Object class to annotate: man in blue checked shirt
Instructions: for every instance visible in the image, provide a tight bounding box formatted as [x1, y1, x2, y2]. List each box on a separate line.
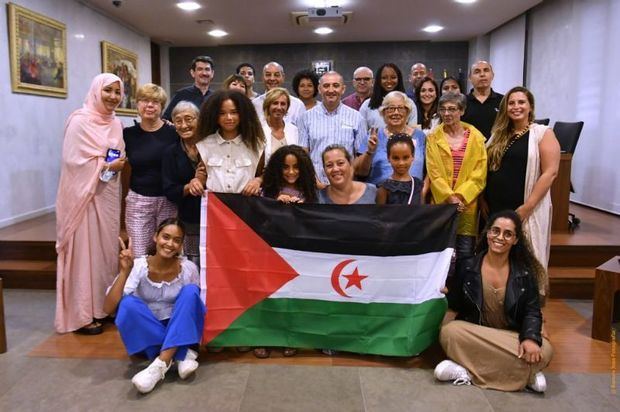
[298, 71, 367, 185]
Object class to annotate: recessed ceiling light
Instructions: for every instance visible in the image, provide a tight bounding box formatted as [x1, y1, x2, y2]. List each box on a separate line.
[208, 29, 228, 37]
[176, 2, 201, 11]
[314, 27, 333, 35]
[454, 0, 477, 3]
[422, 25, 444, 33]
[74, 33, 85, 39]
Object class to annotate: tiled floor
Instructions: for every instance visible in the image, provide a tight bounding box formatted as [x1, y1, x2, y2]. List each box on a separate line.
[1, 289, 618, 411]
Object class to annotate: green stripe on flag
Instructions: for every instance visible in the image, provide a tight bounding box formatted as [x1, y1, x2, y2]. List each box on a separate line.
[209, 297, 447, 356]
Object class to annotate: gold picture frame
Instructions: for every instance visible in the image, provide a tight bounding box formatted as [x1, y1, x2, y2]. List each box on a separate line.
[7, 3, 67, 98]
[101, 41, 138, 116]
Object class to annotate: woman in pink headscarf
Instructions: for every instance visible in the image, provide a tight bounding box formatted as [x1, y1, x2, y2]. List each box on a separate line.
[55, 73, 127, 334]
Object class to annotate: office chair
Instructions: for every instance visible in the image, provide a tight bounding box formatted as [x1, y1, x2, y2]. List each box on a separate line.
[552, 121, 585, 231]
[534, 118, 550, 126]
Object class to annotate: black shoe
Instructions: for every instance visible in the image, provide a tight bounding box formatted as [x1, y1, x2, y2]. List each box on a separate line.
[75, 322, 103, 335]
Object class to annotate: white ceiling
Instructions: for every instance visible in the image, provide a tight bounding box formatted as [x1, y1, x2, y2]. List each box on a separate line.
[81, 0, 542, 46]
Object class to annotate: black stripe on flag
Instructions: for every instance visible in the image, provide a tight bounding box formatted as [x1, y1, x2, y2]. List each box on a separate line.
[212, 194, 458, 256]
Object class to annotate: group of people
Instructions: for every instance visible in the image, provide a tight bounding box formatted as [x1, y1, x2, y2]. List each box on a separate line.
[54, 55, 560, 394]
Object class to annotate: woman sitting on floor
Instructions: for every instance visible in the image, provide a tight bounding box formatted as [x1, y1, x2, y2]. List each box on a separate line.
[103, 218, 206, 394]
[435, 210, 553, 392]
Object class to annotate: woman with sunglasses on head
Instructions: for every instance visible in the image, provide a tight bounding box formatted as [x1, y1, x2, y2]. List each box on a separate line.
[435, 210, 553, 393]
[484, 87, 560, 299]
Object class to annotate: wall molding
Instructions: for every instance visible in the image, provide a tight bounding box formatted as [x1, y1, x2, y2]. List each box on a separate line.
[0, 206, 55, 229]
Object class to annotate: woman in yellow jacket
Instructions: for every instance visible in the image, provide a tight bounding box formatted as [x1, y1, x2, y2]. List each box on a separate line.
[426, 92, 487, 261]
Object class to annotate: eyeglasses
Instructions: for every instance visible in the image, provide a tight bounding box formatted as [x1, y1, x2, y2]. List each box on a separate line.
[354, 77, 372, 82]
[385, 106, 407, 113]
[439, 107, 460, 114]
[488, 226, 516, 241]
[173, 116, 197, 126]
[138, 99, 161, 106]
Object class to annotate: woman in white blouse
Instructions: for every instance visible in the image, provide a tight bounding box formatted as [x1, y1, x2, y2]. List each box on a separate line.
[261, 87, 299, 165]
[104, 218, 206, 394]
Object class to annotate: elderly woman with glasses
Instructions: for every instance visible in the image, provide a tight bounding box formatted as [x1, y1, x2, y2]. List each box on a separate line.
[359, 63, 418, 130]
[123, 83, 179, 257]
[161, 101, 204, 265]
[355, 91, 426, 187]
[426, 92, 487, 262]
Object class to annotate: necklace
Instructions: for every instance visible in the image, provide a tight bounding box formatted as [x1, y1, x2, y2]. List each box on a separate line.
[502, 125, 530, 156]
[181, 140, 200, 165]
[385, 126, 408, 137]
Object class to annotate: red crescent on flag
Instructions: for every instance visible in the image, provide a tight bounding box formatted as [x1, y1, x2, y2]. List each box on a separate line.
[331, 258, 356, 298]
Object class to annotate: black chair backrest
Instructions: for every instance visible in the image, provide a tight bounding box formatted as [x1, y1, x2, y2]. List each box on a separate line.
[534, 118, 550, 126]
[553, 121, 584, 154]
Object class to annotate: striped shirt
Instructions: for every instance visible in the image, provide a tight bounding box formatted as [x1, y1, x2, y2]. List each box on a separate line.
[451, 129, 470, 187]
[298, 102, 367, 184]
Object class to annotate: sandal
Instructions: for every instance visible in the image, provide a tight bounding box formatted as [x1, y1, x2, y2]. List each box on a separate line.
[282, 348, 297, 357]
[253, 347, 271, 359]
[75, 321, 103, 335]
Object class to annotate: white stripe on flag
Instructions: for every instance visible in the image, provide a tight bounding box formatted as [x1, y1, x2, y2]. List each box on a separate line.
[199, 191, 208, 305]
[270, 247, 453, 305]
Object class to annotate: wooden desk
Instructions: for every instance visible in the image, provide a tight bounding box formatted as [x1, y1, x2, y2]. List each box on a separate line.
[0, 278, 6, 353]
[591, 256, 620, 342]
[551, 153, 572, 232]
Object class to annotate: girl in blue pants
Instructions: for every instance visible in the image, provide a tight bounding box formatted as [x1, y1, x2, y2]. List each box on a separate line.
[104, 218, 206, 394]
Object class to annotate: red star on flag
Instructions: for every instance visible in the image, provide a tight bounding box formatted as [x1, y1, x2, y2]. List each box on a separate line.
[343, 267, 368, 290]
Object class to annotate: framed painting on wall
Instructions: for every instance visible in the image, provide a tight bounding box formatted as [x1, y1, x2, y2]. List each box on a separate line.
[101, 40, 138, 116]
[7, 3, 67, 98]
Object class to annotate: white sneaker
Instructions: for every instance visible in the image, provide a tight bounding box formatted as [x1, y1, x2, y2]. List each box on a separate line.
[131, 357, 171, 394]
[527, 371, 547, 393]
[434, 360, 472, 385]
[177, 349, 199, 380]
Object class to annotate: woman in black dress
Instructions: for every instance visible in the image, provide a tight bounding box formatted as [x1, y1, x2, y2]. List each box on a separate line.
[162, 101, 204, 266]
[484, 87, 560, 298]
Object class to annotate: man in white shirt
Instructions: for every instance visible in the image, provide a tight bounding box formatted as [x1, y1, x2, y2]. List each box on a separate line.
[252, 62, 305, 125]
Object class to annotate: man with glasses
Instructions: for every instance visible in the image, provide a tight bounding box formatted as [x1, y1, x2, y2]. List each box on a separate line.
[163, 56, 215, 120]
[342, 66, 374, 111]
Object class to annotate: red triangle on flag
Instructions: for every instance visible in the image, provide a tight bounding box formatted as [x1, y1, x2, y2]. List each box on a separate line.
[203, 194, 299, 343]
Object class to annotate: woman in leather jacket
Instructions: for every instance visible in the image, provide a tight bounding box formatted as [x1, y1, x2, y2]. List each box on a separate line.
[434, 209, 553, 392]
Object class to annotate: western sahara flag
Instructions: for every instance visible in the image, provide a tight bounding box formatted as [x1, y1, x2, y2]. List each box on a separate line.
[200, 193, 458, 356]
